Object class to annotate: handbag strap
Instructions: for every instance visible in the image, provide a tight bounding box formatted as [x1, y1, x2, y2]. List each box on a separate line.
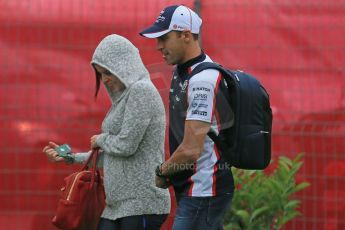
[81, 148, 100, 188]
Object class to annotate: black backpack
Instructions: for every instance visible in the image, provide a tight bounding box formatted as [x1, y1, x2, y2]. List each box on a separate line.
[191, 62, 272, 170]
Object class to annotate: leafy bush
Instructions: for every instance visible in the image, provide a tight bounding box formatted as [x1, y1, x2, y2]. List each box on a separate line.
[223, 153, 310, 230]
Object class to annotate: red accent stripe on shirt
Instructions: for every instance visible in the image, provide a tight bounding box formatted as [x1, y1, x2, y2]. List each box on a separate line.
[187, 163, 197, 196]
[215, 109, 221, 132]
[214, 139, 221, 160]
[187, 66, 193, 196]
[188, 67, 192, 75]
[211, 73, 222, 118]
[212, 117, 222, 196]
[211, 72, 222, 196]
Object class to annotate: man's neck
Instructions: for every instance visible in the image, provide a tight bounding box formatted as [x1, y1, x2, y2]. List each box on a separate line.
[177, 50, 205, 74]
[180, 43, 202, 64]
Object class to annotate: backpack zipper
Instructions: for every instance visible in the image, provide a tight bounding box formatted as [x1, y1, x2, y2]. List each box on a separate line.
[260, 131, 269, 134]
[234, 73, 240, 81]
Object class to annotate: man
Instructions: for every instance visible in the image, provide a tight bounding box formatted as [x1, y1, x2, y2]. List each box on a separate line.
[140, 5, 234, 230]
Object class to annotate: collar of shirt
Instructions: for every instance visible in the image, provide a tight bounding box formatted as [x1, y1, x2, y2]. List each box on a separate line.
[176, 51, 206, 77]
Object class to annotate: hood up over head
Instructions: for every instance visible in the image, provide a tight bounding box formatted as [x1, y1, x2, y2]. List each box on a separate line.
[91, 34, 150, 101]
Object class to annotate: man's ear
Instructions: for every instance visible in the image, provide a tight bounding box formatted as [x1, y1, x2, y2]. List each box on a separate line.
[182, 30, 193, 42]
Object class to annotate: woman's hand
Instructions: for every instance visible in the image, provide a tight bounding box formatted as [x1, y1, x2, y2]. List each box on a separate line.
[42, 141, 65, 163]
[90, 135, 100, 149]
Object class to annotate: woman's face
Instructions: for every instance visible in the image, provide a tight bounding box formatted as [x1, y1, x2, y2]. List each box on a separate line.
[94, 64, 125, 93]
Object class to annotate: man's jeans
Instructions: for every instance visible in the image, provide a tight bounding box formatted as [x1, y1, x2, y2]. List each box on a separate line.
[172, 193, 233, 230]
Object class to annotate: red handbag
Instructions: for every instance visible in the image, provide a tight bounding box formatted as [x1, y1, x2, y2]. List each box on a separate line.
[52, 149, 106, 230]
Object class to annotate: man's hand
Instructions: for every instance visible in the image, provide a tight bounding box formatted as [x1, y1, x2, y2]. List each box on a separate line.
[155, 176, 171, 189]
[90, 135, 100, 149]
[42, 141, 65, 163]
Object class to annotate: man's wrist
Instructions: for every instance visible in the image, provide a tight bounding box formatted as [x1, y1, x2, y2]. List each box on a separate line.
[155, 163, 166, 178]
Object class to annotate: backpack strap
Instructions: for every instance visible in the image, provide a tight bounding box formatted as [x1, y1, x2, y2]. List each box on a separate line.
[190, 62, 235, 152]
[190, 62, 232, 79]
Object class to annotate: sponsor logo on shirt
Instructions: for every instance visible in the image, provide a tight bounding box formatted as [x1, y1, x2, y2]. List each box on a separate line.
[192, 87, 211, 92]
[198, 104, 208, 108]
[193, 93, 208, 100]
[192, 102, 208, 108]
[180, 80, 188, 92]
[192, 110, 208, 116]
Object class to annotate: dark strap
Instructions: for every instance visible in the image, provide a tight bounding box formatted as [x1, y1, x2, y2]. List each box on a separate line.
[190, 62, 231, 147]
[190, 62, 232, 79]
[207, 129, 219, 148]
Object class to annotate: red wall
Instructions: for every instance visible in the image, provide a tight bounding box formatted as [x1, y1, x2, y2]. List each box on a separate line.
[0, 0, 344, 229]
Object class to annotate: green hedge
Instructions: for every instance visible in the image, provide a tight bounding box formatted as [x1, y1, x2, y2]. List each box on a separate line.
[224, 153, 310, 230]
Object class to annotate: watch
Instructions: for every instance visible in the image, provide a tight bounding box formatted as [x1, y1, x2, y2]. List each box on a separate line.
[155, 164, 166, 178]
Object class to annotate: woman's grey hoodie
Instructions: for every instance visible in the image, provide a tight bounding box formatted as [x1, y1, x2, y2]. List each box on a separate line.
[74, 34, 170, 220]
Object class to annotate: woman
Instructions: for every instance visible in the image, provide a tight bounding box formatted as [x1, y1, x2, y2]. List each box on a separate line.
[43, 34, 171, 230]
